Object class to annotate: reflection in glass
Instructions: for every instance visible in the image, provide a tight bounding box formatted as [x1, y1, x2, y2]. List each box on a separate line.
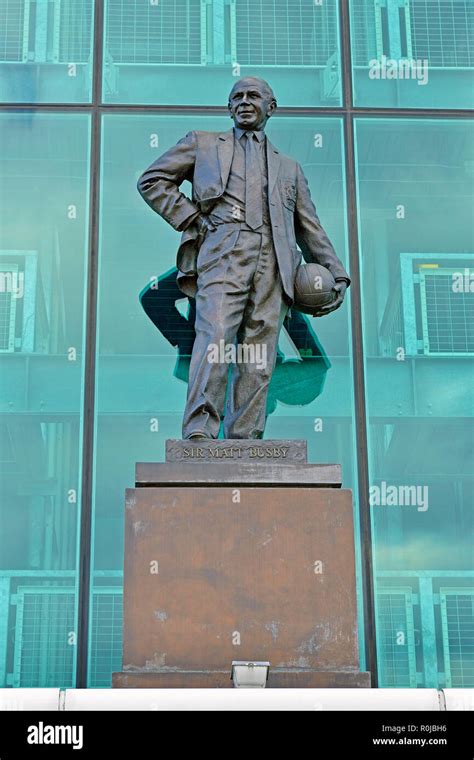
[139, 269, 331, 406]
[0, 113, 91, 687]
[355, 118, 474, 687]
[350, 0, 474, 108]
[103, 0, 342, 106]
[0, 0, 94, 104]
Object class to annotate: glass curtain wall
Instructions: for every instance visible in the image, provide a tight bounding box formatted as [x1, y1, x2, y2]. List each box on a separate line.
[0, 0, 472, 689]
[0, 112, 91, 687]
[355, 118, 474, 688]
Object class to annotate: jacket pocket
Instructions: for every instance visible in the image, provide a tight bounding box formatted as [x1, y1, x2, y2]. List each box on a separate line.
[280, 178, 297, 211]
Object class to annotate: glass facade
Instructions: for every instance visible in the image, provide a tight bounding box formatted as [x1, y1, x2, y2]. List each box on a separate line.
[0, 0, 94, 104]
[0, 112, 91, 686]
[350, 0, 474, 108]
[0, 0, 472, 689]
[102, 0, 343, 106]
[355, 118, 474, 687]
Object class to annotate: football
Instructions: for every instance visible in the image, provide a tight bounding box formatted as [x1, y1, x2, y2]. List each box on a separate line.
[292, 263, 337, 316]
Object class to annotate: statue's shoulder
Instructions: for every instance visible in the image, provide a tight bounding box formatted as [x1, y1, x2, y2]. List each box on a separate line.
[192, 129, 232, 144]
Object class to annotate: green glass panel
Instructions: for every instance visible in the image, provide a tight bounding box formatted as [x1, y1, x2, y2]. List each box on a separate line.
[2, 3, 471, 693]
[102, 0, 342, 106]
[0, 0, 94, 104]
[0, 112, 91, 687]
[350, 0, 474, 109]
[355, 118, 474, 686]
[89, 113, 365, 685]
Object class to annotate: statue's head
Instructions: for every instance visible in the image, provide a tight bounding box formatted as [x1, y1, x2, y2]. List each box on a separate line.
[228, 77, 277, 131]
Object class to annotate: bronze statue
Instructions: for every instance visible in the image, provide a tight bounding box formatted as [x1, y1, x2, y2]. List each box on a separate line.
[137, 77, 350, 440]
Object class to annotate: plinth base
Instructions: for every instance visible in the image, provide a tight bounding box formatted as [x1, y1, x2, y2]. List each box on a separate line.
[115, 442, 370, 689]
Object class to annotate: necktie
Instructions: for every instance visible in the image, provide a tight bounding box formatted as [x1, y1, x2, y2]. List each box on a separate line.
[244, 131, 263, 230]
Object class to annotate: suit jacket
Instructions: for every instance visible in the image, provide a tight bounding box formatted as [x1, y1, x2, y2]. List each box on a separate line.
[137, 128, 350, 302]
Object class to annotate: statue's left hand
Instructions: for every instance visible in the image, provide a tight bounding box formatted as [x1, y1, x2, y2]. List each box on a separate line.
[196, 214, 216, 236]
[314, 280, 348, 317]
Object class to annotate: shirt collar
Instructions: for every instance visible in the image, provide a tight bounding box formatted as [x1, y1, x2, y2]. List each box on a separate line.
[234, 126, 266, 142]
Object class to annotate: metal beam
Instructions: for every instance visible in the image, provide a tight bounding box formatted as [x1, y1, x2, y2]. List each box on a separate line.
[339, 0, 378, 687]
[75, 0, 105, 690]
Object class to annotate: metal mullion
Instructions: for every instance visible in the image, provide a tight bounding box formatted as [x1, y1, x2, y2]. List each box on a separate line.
[339, 0, 378, 688]
[75, 0, 105, 689]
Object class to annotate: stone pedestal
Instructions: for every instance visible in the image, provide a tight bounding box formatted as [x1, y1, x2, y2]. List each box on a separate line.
[113, 440, 370, 688]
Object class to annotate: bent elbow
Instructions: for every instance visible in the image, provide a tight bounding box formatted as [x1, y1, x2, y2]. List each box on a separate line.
[137, 173, 150, 196]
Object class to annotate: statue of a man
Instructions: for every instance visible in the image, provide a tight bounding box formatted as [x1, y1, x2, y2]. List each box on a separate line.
[137, 77, 350, 440]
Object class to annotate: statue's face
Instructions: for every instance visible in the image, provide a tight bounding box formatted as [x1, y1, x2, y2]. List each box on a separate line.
[228, 80, 276, 131]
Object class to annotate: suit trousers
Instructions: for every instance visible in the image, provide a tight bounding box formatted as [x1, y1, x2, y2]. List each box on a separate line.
[182, 221, 288, 439]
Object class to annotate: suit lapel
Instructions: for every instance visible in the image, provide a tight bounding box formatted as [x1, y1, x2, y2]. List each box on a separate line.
[216, 129, 235, 193]
[213, 129, 280, 198]
[266, 137, 281, 194]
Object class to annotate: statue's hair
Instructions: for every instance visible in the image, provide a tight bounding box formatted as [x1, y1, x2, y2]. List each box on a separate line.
[228, 77, 276, 104]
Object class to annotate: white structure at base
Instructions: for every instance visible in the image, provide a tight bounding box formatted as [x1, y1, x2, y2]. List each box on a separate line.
[0, 688, 472, 711]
